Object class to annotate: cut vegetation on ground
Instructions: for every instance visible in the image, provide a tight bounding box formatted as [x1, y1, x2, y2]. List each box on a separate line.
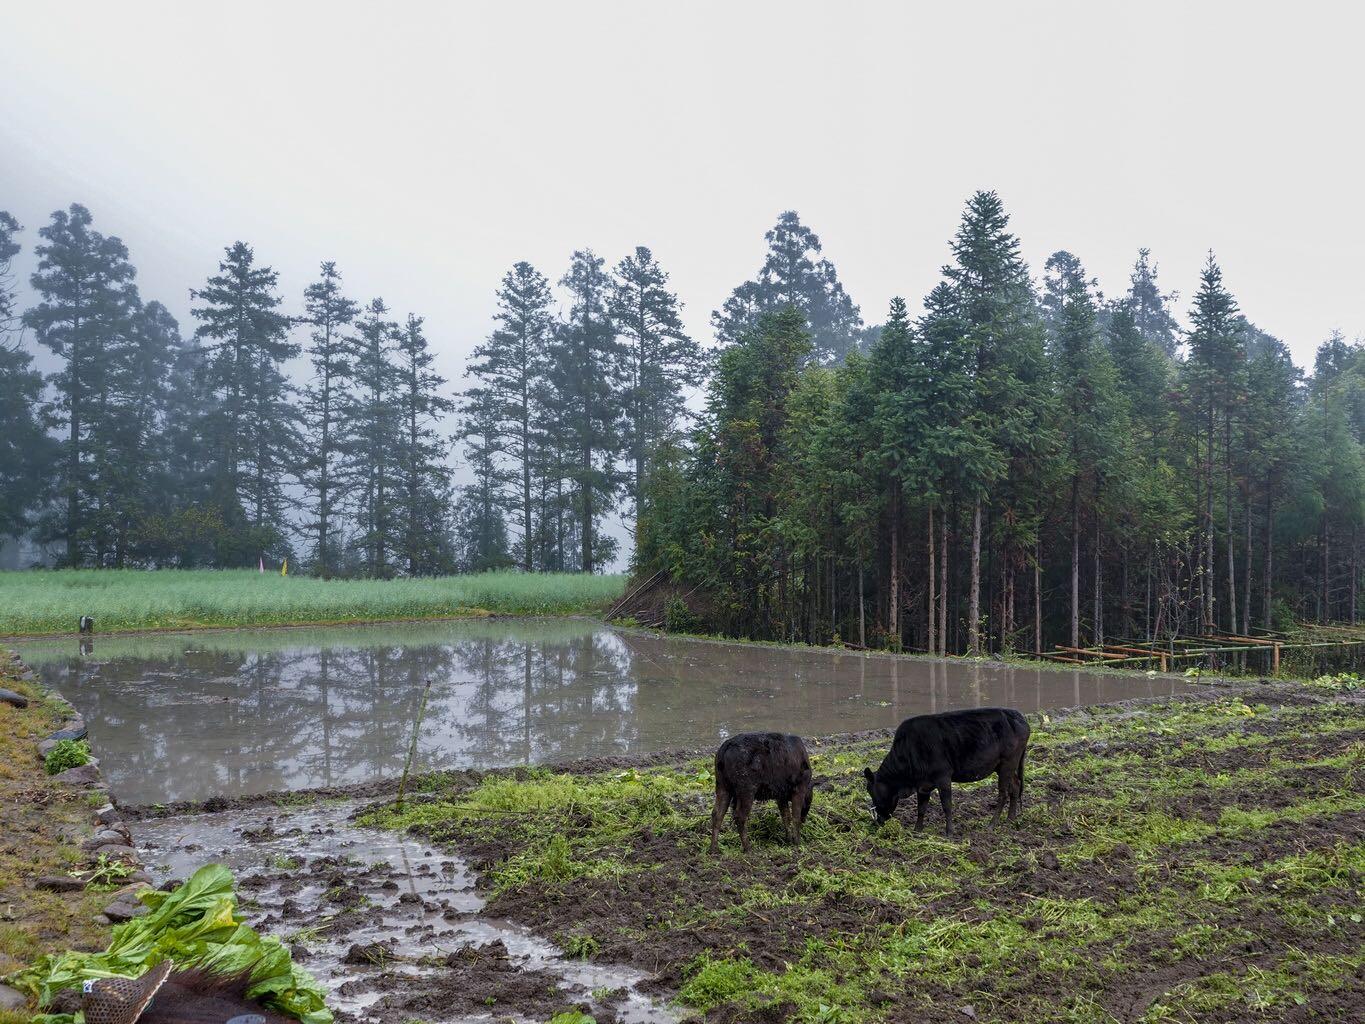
[0, 570, 626, 637]
[364, 681, 1365, 1023]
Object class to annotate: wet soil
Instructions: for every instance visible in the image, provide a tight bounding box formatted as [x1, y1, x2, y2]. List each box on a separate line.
[380, 684, 1365, 1022]
[135, 804, 679, 1024]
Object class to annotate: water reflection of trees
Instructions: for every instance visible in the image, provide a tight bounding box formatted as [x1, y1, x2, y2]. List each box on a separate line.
[41, 628, 640, 803]
[36, 628, 1192, 804]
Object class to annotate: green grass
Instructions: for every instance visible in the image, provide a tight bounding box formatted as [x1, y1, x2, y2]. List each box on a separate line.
[368, 686, 1365, 1022]
[0, 569, 627, 636]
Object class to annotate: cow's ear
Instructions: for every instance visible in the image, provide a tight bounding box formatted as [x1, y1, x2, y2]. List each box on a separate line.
[863, 767, 874, 782]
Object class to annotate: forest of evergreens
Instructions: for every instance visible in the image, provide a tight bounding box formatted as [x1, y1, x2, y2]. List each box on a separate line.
[2, 193, 1364, 656]
[635, 193, 1365, 654]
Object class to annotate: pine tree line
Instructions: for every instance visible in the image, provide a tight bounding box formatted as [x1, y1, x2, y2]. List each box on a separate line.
[0, 205, 456, 574]
[637, 192, 1365, 650]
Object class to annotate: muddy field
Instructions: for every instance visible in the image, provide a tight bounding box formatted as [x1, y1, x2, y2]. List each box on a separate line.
[354, 681, 1365, 1023]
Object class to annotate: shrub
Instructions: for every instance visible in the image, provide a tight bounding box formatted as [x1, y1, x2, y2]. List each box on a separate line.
[44, 739, 91, 775]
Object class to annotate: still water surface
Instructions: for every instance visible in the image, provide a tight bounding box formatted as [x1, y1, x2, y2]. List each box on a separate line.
[18, 619, 1194, 804]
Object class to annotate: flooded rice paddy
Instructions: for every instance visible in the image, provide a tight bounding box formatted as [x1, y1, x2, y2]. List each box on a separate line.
[17, 618, 1196, 805]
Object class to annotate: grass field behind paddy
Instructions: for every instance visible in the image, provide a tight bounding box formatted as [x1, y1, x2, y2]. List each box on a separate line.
[0, 569, 626, 636]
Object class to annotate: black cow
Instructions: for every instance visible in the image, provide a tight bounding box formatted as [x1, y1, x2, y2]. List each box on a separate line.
[863, 707, 1029, 836]
[710, 732, 813, 855]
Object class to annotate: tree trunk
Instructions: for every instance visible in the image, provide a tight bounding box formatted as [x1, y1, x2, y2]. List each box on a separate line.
[939, 513, 949, 656]
[1242, 488, 1253, 636]
[927, 504, 936, 656]
[858, 565, 866, 648]
[1034, 538, 1042, 655]
[1093, 510, 1103, 647]
[1226, 411, 1237, 633]
[1321, 519, 1330, 623]
[889, 488, 900, 647]
[968, 499, 982, 656]
[1263, 480, 1274, 629]
[1070, 476, 1080, 649]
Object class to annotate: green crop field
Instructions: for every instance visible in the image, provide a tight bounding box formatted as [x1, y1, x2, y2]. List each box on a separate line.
[0, 569, 626, 637]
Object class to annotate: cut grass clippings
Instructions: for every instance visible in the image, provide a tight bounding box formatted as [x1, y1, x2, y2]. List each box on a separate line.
[364, 680, 1365, 1024]
[0, 569, 626, 637]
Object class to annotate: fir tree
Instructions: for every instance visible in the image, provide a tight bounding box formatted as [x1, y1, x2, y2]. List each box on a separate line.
[1126, 248, 1182, 358]
[396, 313, 455, 575]
[25, 204, 142, 564]
[0, 213, 57, 541]
[712, 211, 862, 364]
[300, 262, 359, 576]
[467, 262, 554, 569]
[609, 246, 706, 515]
[191, 241, 298, 562]
[347, 298, 403, 577]
[546, 250, 625, 573]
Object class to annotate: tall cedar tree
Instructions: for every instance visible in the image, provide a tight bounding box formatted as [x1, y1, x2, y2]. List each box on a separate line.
[1045, 251, 1131, 647]
[347, 298, 404, 577]
[191, 242, 299, 563]
[1182, 255, 1245, 629]
[0, 213, 58, 540]
[609, 246, 706, 516]
[1127, 248, 1182, 358]
[467, 262, 554, 569]
[712, 211, 863, 364]
[396, 313, 454, 575]
[547, 250, 624, 573]
[939, 191, 1044, 654]
[454, 385, 514, 572]
[25, 204, 142, 564]
[301, 262, 359, 576]
[695, 308, 812, 635]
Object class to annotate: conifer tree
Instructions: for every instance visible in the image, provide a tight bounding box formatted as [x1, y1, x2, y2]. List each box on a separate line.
[546, 250, 625, 573]
[25, 204, 142, 564]
[347, 298, 403, 577]
[396, 313, 455, 575]
[301, 262, 359, 576]
[1126, 248, 1182, 358]
[712, 211, 862, 363]
[1183, 254, 1245, 628]
[191, 241, 298, 562]
[0, 213, 57, 541]
[609, 246, 706, 515]
[1046, 251, 1131, 647]
[467, 262, 554, 569]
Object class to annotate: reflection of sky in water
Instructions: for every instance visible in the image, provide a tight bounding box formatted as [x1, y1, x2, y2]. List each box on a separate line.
[17, 620, 1196, 805]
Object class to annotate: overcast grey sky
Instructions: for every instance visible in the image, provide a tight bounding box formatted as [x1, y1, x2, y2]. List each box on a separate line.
[4, 0, 1362, 388]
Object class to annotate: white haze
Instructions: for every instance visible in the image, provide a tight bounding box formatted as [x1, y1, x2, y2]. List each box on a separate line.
[3, 1, 1363, 565]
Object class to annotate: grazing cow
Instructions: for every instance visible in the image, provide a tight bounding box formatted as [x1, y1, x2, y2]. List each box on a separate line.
[710, 732, 813, 855]
[864, 707, 1029, 836]
[78, 616, 95, 635]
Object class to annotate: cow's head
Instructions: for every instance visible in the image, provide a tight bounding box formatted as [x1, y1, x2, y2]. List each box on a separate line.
[863, 767, 898, 826]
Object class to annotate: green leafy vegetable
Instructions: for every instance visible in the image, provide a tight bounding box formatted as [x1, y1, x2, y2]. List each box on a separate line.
[5, 864, 331, 1024]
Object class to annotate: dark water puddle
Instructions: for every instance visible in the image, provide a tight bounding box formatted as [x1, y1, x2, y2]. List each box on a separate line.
[17, 619, 1196, 804]
[136, 802, 678, 1024]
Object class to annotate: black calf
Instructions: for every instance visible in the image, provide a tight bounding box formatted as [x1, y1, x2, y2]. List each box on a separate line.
[864, 707, 1029, 836]
[710, 732, 813, 855]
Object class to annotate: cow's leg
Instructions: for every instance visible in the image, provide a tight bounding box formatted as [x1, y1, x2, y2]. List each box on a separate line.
[778, 799, 792, 842]
[734, 793, 755, 854]
[709, 784, 732, 855]
[792, 782, 810, 846]
[914, 788, 930, 832]
[991, 769, 1008, 827]
[1009, 748, 1026, 821]
[938, 779, 954, 837]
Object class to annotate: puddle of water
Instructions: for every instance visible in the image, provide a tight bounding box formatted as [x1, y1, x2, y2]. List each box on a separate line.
[136, 803, 678, 1024]
[18, 619, 1196, 804]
